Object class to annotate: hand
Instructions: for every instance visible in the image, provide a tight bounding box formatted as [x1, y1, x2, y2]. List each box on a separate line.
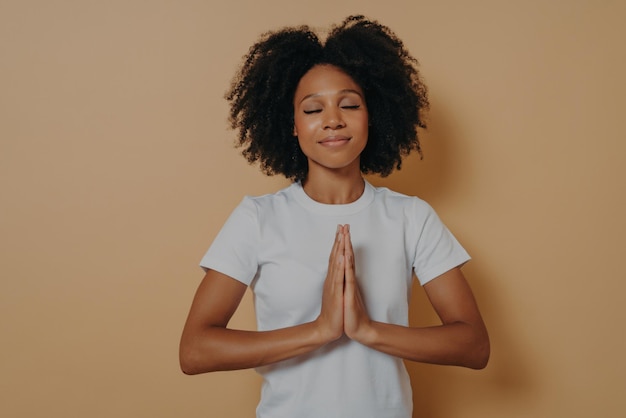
[315, 225, 346, 342]
[342, 225, 373, 343]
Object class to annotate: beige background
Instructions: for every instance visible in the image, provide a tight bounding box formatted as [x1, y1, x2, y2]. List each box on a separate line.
[1, 0, 625, 417]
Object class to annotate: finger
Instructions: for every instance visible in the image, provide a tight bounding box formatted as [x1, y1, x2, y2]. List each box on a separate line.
[328, 225, 342, 266]
[343, 240, 356, 310]
[344, 255, 355, 289]
[335, 229, 345, 274]
[343, 226, 355, 277]
[327, 226, 345, 288]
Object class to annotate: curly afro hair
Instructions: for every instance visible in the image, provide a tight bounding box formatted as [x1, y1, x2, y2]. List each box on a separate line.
[225, 15, 429, 181]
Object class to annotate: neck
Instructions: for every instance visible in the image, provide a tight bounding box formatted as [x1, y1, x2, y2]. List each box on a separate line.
[302, 167, 365, 204]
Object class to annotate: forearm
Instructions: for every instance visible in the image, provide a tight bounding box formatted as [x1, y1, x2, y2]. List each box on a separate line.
[360, 320, 490, 369]
[180, 320, 332, 374]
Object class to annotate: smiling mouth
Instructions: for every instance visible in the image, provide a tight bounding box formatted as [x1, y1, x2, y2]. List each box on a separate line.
[318, 136, 351, 146]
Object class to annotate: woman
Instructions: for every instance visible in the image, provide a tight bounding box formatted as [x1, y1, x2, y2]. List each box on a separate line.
[180, 15, 489, 418]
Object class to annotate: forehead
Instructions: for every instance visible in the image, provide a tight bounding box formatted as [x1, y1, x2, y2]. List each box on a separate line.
[294, 64, 363, 101]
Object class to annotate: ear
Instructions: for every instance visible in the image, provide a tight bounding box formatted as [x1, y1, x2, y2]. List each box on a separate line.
[292, 126, 298, 137]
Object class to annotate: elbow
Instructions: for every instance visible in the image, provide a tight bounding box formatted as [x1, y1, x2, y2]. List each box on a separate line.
[180, 361, 199, 376]
[179, 347, 201, 375]
[179, 342, 217, 375]
[467, 334, 490, 370]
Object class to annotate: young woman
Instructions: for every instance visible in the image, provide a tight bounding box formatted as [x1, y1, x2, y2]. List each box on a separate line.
[180, 15, 489, 418]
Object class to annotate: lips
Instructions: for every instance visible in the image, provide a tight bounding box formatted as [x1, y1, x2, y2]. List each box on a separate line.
[318, 136, 351, 146]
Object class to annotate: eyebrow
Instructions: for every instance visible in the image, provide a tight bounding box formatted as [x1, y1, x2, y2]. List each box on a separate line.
[298, 89, 363, 104]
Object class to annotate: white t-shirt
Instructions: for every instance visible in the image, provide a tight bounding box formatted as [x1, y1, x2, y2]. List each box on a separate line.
[200, 180, 470, 418]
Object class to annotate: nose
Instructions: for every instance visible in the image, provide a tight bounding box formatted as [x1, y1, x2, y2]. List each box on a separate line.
[323, 107, 345, 130]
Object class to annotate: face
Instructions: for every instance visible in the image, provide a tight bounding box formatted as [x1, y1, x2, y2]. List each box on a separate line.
[293, 64, 369, 176]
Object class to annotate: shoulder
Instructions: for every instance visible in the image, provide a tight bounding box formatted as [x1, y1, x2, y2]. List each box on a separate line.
[242, 182, 297, 204]
[237, 182, 300, 215]
[369, 183, 434, 215]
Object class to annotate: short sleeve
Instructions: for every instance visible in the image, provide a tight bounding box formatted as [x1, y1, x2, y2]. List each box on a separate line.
[412, 201, 471, 285]
[199, 197, 259, 285]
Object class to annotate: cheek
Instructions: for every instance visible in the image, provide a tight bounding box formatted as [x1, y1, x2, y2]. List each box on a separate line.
[293, 117, 318, 138]
[353, 116, 369, 138]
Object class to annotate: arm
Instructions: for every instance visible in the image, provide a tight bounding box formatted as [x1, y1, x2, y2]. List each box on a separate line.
[179, 227, 347, 375]
[342, 228, 490, 369]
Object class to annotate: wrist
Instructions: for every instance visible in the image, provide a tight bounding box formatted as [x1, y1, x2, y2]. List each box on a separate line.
[349, 320, 377, 346]
[312, 317, 343, 345]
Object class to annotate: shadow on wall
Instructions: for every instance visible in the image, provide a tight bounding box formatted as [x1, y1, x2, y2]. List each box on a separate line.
[406, 261, 534, 417]
[369, 104, 535, 417]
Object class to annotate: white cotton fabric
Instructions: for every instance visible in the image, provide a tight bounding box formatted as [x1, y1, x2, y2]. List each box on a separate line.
[200, 180, 470, 418]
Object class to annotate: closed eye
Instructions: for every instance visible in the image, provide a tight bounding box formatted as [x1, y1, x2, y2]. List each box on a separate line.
[341, 105, 360, 110]
[303, 109, 322, 114]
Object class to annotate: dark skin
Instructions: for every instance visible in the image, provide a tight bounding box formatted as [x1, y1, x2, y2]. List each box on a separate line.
[180, 64, 489, 375]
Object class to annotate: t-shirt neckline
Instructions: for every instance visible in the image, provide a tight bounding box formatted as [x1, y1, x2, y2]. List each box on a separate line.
[291, 179, 375, 216]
